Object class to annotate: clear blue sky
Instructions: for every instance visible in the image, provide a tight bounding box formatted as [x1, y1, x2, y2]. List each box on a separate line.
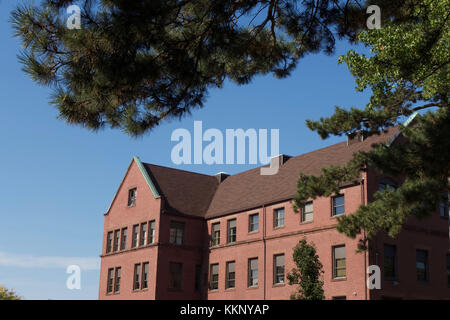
[0, 1, 371, 299]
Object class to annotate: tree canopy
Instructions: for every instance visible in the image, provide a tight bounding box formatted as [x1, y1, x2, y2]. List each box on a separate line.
[293, 0, 449, 246]
[287, 239, 325, 300]
[0, 285, 21, 300]
[13, 0, 411, 135]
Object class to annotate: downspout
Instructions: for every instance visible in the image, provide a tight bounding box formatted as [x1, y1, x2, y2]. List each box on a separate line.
[263, 204, 267, 300]
[361, 176, 368, 300]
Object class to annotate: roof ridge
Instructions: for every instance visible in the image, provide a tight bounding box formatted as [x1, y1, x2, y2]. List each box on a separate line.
[143, 162, 218, 178]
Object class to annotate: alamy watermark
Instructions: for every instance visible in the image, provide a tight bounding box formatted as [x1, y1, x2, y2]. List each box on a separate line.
[171, 121, 281, 175]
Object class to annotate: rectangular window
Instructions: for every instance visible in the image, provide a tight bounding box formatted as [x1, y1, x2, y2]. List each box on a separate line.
[211, 222, 220, 246]
[195, 265, 202, 292]
[384, 244, 397, 280]
[416, 250, 429, 282]
[106, 231, 113, 253]
[148, 220, 156, 244]
[248, 258, 258, 287]
[128, 188, 137, 206]
[226, 261, 235, 289]
[107, 268, 114, 293]
[249, 214, 259, 232]
[274, 208, 285, 228]
[447, 254, 450, 287]
[333, 245, 346, 278]
[120, 227, 127, 250]
[332, 296, 347, 300]
[332, 195, 345, 216]
[114, 267, 121, 293]
[132, 224, 139, 248]
[169, 262, 183, 290]
[139, 222, 147, 246]
[302, 202, 314, 222]
[113, 229, 120, 252]
[440, 192, 449, 218]
[169, 221, 185, 245]
[227, 219, 237, 243]
[142, 262, 149, 289]
[210, 264, 219, 290]
[133, 264, 141, 290]
[274, 254, 285, 284]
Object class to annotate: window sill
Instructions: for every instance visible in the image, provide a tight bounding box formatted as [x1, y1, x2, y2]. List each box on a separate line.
[247, 285, 259, 290]
[272, 283, 286, 288]
[273, 226, 285, 230]
[225, 288, 236, 291]
[300, 220, 313, 225]
[331, 277, 347, 282]
[248, 230, 259, 234]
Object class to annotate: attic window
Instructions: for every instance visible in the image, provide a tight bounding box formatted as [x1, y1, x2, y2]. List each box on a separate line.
[128, 188, 137, 207]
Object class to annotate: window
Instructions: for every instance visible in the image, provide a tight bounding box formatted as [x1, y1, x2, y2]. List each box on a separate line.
[113, 229, 120, 252]
[227, 219, 236, 243]
[169, 262, 183, 290]
[120, 228, 127, 250]
[273, 254, 285, 284]
[333, 245, 346, 278]
[332, 296, 347, 300]
[302, 202, 313, 223]
[210, 264, 219, 290]
[139, 222, 147, 246]
[195, 265, 202, 292]
[332, 195, 345, 216]
[248, 258, 258, 287]
[114, 267, 121, 293]
[148, 220, 156, 244]
[107, 268, 114, 293]
[274, 208, 285, 228]
[169, 221, 185, 245]
[226, 261, 235, 289]
[440, 192, 449, 218]
[384, 244, 397, 280]
[249, 214, 259, 232]
[133, 264, 141, 290]
[106, 231, 113, 253]
[142, 262, 149, 289]
[416, 250, 428, 282]
[211, 223, 220, 246]
[132, 224, 139, 248]
[128, 188, 137, 206]
[447, 254, 450, 287]
[379, 178, 397, 191]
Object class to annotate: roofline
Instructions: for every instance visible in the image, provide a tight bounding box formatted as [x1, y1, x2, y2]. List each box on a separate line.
[134, 156, 161, 199]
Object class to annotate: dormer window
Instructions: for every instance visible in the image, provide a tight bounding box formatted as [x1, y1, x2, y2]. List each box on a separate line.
[128, 188, 137, 207]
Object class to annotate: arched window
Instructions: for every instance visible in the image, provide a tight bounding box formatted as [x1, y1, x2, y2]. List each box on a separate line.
[379, 178, 398, 191]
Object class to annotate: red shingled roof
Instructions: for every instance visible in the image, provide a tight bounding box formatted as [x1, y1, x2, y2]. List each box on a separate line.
[143, 128, 399, 219]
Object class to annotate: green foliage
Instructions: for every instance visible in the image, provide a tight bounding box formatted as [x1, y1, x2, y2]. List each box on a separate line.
[287, 238, 325, 300]
[0, 285, 21, 300]
[12, 0, 412, 135]
[294, 0, 449, 245]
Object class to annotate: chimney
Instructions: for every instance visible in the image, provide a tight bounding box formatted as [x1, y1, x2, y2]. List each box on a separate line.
[270, 154, 291, 168]
[215, 172, 229, 183]
[347, 131, 366, 146]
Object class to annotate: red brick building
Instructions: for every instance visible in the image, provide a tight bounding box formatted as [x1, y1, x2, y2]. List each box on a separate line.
[98, 128, 450, 300]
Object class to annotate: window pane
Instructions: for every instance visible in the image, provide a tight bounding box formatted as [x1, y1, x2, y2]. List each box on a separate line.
[384, 245, 397, 280]
[333, 245, 346, 278]
[210, 264, 219, 290]
[333, 196, 345, 216]
[132, 225, 139, 248]
[248, 258, 258, 287]
[416, 250, 428, 281]
[212, 223, 220, 246]
[113, 230, 120, 252]
[226, 261, 235, 289]
[128, 188, 136, 206]
[106, 232, 113, 253]
[142, 262, 149, 289]
[170, 221, 185, 245]
[149, 221, 155, 244]
[274, 254, 285, 284]
[169, 262, 182, 290]
[134, 264, 141, 290]
[274, 208, 285, 227]
[107, 268, 114, 293]
[114, 267, 121, 293]
[140, 223, 147, 246]
[120, 228, 127, 250]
